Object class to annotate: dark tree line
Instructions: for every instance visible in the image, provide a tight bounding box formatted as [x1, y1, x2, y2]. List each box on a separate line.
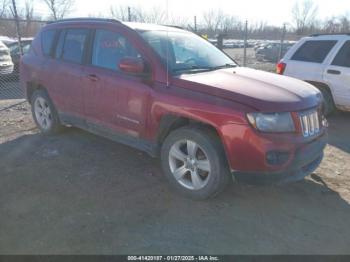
[0, 0, 348, 39]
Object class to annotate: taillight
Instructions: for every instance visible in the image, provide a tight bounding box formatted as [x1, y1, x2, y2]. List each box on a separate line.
[276, 62, 286, 75]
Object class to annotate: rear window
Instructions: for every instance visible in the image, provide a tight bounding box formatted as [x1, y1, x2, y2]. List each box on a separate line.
[41, 30, 57, 56]
[291, 40, 337, 63]
[332, 41, 350, 68]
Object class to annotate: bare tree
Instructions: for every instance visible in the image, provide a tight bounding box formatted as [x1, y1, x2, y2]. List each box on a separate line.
[323, 17, 341, 33]
[202, 9, 225, 36]
[292, 0, 318, 35]
[134, 6, 166, 24]
[339, 14, 350, 32]
[24, 0, 34, 21]
[110, 5, 168, 24]
[110, 5, 129, 21]
[0, 0, 9, 18]
[42, 0, 75, 20]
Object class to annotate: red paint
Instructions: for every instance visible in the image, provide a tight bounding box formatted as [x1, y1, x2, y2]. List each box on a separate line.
[20, 20, 326, 174]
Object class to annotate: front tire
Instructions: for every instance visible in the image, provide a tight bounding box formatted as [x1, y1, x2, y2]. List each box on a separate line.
[161, 126, 232, 200]
[31, 89, 63, 134]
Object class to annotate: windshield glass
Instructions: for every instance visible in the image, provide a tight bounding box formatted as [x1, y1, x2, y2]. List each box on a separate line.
[140, 30, 236, 74]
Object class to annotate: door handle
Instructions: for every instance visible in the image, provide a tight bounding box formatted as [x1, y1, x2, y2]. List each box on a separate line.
[327, 69, 341, 75]
[86, 74, 100, 81]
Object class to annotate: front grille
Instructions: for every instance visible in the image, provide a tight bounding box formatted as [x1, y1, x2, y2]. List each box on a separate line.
[299, 109, 320, 137]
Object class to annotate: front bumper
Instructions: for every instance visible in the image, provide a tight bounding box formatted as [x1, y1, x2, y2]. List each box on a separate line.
[233, 133, 327, 185]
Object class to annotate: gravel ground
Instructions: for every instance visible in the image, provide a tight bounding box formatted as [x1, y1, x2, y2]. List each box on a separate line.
[0, 50, 349, 254]
[0, 98, 350, 254]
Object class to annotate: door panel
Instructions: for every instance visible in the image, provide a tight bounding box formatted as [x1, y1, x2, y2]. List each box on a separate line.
[55, 62, 85, 115]
[324, 65, 350, 108]
[82, 66, 119, 130]
[83, 28, 151, 138]
[324, 40, 350, 109]
[49, 28, 90, 118]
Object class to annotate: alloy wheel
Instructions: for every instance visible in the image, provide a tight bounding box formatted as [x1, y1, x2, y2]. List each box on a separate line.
[34, 97, 53, 130]
[168, 139, 211, 190]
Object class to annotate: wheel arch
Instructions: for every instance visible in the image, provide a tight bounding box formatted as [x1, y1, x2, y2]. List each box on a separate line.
[305, 80, 334, 98]
[156, 114, 231, 168]
[156, 114, 220, 144]
[26, 81, 47, 102]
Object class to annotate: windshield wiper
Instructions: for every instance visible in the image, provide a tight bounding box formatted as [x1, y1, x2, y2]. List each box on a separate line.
[173, 63, 237, 74]
[210, 63, 237, 70]
[172, 66, 213, 74]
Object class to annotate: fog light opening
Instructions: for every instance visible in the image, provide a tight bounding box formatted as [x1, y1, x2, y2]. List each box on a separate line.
[266, 151, 290, 166]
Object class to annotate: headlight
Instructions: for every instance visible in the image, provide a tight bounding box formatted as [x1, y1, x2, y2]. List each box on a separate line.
[247, 112, 295, 133]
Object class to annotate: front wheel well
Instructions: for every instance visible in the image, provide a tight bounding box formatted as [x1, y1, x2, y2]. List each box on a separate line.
[157, 115, 221, 146]
[26, 82, 46, 102]
[156, 115, 229, 162]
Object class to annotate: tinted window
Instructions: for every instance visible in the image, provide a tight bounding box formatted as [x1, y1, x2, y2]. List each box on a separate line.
[55, 30, 65, 59]
[332, 41, 350, 68]
[41, 30, 56, 56]
[291, 40, 337, 63]
[62, 29, 89, 64]
[92, 29, 141, 71]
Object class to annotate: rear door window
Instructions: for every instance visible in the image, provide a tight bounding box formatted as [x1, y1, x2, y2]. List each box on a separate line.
[331, 41, 350, 68]
[62, 29, 89, 64]
[91, 29, 141, 71]
[291, 40, 337, 63]
[41, 29, 57, 56]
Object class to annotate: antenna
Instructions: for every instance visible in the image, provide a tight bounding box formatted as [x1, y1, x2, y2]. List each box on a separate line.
[166, 0, 169, 87]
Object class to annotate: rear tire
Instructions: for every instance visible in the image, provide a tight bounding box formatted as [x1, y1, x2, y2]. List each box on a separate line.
[161, 126, 232, 200]
[31, 89, 63, 134]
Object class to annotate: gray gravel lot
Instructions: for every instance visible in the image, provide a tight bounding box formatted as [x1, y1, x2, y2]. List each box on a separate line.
[0, 51, 349, 254]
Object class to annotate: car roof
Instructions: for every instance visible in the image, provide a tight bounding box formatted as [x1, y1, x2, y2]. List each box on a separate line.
[45, 18, 187, 33]
[303, 34, 350, 41]
[122, 22, 186, 33]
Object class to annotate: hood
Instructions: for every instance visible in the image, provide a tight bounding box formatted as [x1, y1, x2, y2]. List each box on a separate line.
[174, 67, 322, 112]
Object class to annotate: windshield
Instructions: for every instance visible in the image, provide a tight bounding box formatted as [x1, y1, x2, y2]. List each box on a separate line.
[140, 30, 236, 74]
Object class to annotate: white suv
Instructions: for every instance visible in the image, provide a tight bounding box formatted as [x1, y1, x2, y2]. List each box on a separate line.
[277, 34, 350, 114]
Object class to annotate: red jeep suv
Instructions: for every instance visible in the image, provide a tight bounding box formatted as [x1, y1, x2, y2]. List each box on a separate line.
[20, 18, 327, 199]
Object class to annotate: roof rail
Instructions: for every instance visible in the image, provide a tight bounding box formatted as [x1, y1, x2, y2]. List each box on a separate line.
[310, 33, 350, 37]
[162, 25, 184, 30]
[47, 18, 120, 24]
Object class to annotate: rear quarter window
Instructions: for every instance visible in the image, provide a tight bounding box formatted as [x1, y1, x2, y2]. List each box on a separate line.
[41, 29, 57, 56]
[291, 40, 337, 63]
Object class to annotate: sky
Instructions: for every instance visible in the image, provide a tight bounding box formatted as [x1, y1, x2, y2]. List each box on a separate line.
[16, 0, 350, 26]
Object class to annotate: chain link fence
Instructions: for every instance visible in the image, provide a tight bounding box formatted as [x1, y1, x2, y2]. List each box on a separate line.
[0, 18, 47, 100]
[213, 28, 297, 73]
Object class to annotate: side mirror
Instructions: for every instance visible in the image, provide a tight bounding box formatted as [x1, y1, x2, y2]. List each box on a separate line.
[119, 57, 145, 75]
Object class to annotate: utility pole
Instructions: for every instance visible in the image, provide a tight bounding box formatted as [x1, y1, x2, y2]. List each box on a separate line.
[11, 0, 23, 55]
[128, 6, 131, 22]
[194, 16, 197, 32]
[278, 23, 287, 62]
[243, 20, 248, 67]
